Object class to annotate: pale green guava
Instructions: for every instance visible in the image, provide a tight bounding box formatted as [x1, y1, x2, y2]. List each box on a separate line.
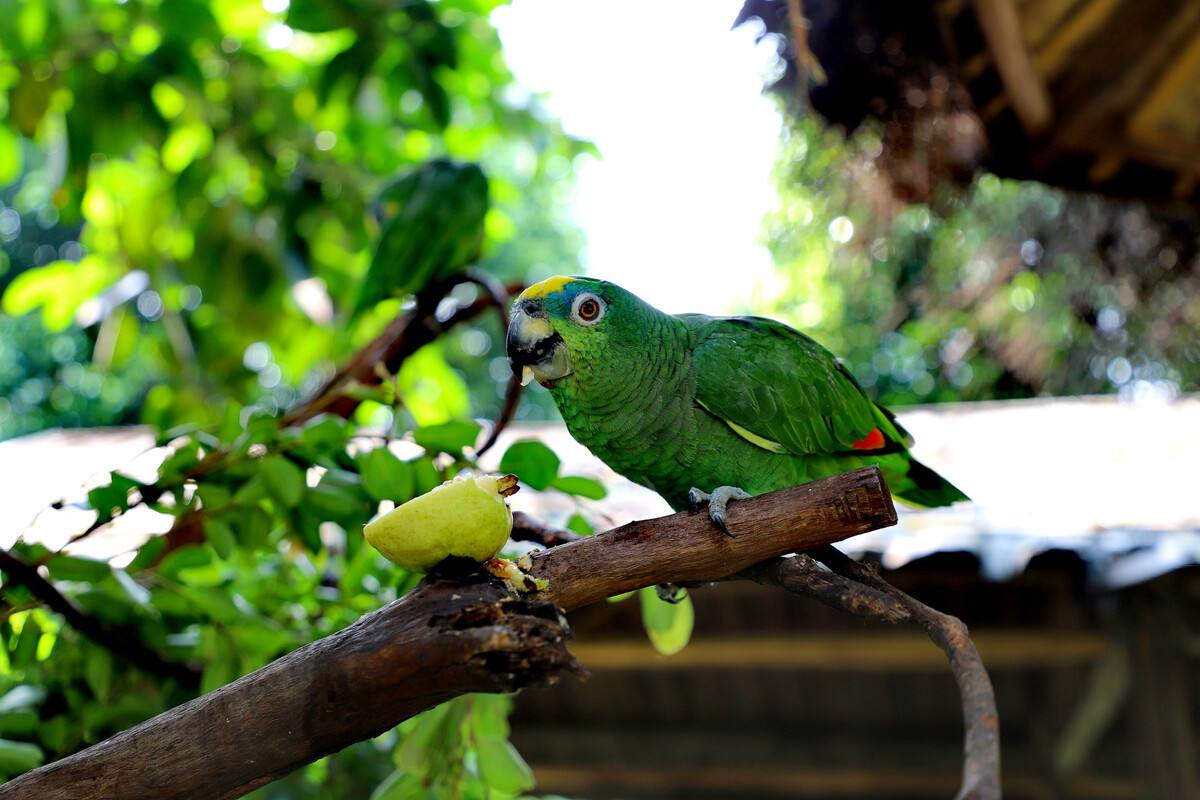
[363, 474, 518, 572]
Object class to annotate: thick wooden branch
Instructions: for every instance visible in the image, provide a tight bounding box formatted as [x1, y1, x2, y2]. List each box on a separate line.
[532, 466, 896, 611]
[0, 467, 895, 800]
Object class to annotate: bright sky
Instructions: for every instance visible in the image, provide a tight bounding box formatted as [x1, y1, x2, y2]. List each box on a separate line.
[492, 0, 784, 316]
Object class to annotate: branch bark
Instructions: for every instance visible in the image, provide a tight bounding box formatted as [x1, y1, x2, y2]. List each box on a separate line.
[0, 467, 896, 800]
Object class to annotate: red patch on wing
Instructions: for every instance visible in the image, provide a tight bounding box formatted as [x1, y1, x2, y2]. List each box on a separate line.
[851, 428, 886, 451]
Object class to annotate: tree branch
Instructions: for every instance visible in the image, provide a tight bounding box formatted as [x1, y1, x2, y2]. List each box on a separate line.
[510, 511, 583, 548]
[0, 550, 200, 688]
[0, 467, 897, 800]
[808, 544, 1002, 800]
[280, 276, 523, 428]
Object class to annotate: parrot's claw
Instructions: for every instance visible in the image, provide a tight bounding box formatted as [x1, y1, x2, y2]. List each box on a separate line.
[655, 583, 687, 604]
[687, 486, 752, 537]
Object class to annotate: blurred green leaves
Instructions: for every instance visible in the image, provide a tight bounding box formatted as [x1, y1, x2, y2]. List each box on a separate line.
[357, 160, 489, 314]
[2, 257, 120, 331]
[0, 126, 21, 186]
[357, 447, 414, 504]
[0, 0, 597, 795]
[763, 117, 1198, 405]
[1, 0, 587, 439]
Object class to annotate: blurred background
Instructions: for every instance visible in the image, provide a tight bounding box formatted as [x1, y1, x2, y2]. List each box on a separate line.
[0, 0, 1198, 798]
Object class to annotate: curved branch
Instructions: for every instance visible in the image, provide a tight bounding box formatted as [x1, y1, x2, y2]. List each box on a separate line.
[0, 467, 896, 800]
[809, 544, 1002, 800]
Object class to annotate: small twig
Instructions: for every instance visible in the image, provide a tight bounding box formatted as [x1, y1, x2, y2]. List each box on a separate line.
[0, 550, 200, 688]
[457, 271, 521, 457]
[736, 553, 910, 624]
[476, 375, 522, 458]
[809, 545, 1001, 800]
[511, 512, 582, 548]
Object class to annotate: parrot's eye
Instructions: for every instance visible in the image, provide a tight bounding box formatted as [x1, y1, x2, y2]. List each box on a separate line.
[572, 293, 605, 325]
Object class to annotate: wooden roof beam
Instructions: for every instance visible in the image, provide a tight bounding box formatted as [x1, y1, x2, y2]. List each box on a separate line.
[971, 0, 1052, 134]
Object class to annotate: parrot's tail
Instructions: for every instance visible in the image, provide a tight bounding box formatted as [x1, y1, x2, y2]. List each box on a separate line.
[892, 456, 970, 509]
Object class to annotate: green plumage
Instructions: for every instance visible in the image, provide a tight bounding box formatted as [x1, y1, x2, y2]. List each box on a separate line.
[512, 277, 968, 512]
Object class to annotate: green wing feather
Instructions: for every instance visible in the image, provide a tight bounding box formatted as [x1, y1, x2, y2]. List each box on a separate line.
[683, 315, 907, 456]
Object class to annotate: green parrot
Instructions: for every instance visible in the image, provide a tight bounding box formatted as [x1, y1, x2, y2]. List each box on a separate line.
[505, 276, 967, 533]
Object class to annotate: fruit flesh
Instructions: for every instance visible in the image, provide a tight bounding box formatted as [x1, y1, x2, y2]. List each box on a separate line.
[363, 474, 516, 572]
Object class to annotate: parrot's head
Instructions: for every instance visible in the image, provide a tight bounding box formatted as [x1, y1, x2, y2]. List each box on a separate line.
[506, 276, 660, 391]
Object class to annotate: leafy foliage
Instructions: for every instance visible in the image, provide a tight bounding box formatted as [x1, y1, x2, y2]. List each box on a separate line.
[358, 159, 489, 313]
[761, 117, 1199, 405]
[0, 0, 605, 795]
[0, 0, 588, 441]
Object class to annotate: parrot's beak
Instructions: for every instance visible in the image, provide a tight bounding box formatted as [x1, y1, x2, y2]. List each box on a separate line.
[507, 300, 573, 386]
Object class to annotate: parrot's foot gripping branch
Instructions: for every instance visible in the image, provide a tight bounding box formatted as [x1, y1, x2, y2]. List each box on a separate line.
[687, 485, 753, 537]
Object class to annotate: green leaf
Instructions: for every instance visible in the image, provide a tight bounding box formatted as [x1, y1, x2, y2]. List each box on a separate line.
[369, 769, 425, 800]
[296, 415, 351, 458]
[566, 513, 594, 536]
[200, 647, 236, 695]
[551, 475, 606, 500]
[12, 618, 41, 668]
[638, 587, 694, 656]
[260, 456, 305, 508]
[235, 506, 273, 551]
[86, 472, 141, 524]
[0, 125, 21, 186]
[395, 701, 462, 776]
[84, 647, 113, 701]
[37, 717, 70, 754]
[128, 537, 167, 571]
[0, 711, 37, 738]
[303, 470, 374, 529]
[409, 457, 442, 495]
[157, 544, 215, 581]
[397, 346, 470, 426]
[498, 440, 560, 491]
[157, 440, 201, 484]
[468, 694, 511, 739]
[413, 420, 480, 456]
[356, 160, 489, 313]
[0, 738, 43, 774]
[181, 585, 240, 623]
[44, 554, 111, 582]
[1, 256, 120, 331]
[357, 447, 414, 503]
[287, 0, 353, 32]
[161, 120, 212, 173]
[474, 737, 534, 794]
[204, 518, 236, 559]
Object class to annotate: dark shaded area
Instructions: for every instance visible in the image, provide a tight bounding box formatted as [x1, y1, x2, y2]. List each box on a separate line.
[514, 556, 1200, 799]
